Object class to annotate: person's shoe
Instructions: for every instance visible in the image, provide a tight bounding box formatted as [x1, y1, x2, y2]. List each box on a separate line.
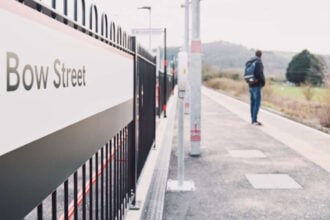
[252, 121, 262, 126]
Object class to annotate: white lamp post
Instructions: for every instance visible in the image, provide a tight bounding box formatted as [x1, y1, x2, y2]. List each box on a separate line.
[137, 6, 152, 51]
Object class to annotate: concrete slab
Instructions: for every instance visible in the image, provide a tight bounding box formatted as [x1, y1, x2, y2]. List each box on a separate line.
[166, 180, 196, 192]
[229, 150, 266, 158]
[246, 174, 302, 189]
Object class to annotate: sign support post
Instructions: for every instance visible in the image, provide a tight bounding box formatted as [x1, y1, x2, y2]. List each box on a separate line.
[167, 52, 195, 192]
[131, 28, 168, 118]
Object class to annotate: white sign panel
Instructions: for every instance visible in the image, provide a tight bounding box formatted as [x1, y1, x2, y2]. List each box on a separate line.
[132, 28, 164, 35]
[0, 1, 133, 156]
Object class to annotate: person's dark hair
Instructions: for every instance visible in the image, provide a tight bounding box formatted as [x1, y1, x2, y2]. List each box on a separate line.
[256, 50, 262, 58]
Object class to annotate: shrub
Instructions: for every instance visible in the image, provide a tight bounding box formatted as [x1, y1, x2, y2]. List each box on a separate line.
[230, 73, 241, 81]
[320, 106, 330, 128]
[286, 50, 325, 86]
[302, 85, 315, 101]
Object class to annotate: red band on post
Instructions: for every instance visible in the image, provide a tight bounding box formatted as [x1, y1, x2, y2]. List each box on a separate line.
[191, 40, 202, 53]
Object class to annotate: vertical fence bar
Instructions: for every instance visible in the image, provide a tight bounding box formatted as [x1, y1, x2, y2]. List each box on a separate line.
[89, 158, 93, 220]
[130, 123, 135, 204]
[101, 147, 104, 220]
[125, 128, 127, 202]
[95, 152, 99, 220]
[114, 136, 117, 219]
[127, 125, 131, 203]
[64, 180, 68, 220]
[118, 132, 121, 219]
[132, 37, 138, 207]
[121, 130, 124, 217]
[110, 139, 113, 220]
[73, 172, 78, 219]
[118, 133, 121, 218]
[74, 172, 78, 220]
[120, 132, 123, 218]
[127, 127, 129, 204]
[82, 164, 86, 220]
[52, 191, 57, 220]
[116, 134, 119, 218]
[106, 143, 109, 220]
[37, 203, 42, 220]
[126, 127, 129, 206]
[163, 28, 167, 118]
[120, 130, 123, 220]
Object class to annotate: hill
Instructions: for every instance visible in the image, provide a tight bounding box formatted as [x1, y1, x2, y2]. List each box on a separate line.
[167, 41, 330, 78]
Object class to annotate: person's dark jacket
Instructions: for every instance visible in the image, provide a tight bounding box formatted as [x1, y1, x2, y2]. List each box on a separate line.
[247, 57, 265, 87]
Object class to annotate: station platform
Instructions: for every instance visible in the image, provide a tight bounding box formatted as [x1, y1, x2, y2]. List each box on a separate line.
[128, 86, 330, 220]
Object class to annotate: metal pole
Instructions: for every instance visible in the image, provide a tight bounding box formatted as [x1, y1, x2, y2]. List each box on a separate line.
[129, 37, 141, 210]
[190, 0, 201, 156]
[133, 36, 139, 206]
[178, 0, 189, 186]
[166, 52, 195, 192]
[178, 80, 184, 186]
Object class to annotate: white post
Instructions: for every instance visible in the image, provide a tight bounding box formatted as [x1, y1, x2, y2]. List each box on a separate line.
[177, 52, 187, 186]
[166, 52, 195, 192]
[190, 0, 201, 156]
[166, 1, 196, 193]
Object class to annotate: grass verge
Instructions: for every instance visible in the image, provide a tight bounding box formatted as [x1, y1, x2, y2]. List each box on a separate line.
[204, 77, 330, 133]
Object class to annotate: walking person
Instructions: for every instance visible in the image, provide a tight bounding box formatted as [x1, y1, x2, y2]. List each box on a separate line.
[244, 50, 266, 125]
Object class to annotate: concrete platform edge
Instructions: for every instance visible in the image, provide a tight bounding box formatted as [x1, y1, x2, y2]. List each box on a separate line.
[126, 90, 178, 220]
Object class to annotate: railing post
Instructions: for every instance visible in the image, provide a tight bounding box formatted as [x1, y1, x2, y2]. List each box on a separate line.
[163, 28, 167, 118]
[130, 36, 140, 210]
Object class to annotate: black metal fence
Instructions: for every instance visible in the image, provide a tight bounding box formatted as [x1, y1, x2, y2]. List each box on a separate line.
[137, 47, 157, 176]
[25, 123, 135, 220]
[158, 71, 176, 117]
[0, 1, 176, 220]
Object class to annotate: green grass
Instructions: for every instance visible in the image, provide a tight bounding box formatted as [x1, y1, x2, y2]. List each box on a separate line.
[270, 84, 330, 102]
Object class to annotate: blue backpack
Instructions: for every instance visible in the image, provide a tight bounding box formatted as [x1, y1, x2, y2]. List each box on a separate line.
[244, 60, 258, 84]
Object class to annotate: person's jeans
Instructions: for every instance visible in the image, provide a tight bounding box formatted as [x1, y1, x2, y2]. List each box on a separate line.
[249, 86, 262, 123]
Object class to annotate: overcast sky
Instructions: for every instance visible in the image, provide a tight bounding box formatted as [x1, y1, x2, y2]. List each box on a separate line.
[41, 0, 330, 54]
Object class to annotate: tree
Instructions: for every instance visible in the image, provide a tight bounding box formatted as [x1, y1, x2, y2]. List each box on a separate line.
[286, 49, 325, 86]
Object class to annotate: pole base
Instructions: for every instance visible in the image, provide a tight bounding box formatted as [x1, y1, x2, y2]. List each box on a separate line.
[189, 152, 201, 157]
[129, 200, 142, 210]
[190, 144, 202, 157]
[166, 179, 196, 192]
